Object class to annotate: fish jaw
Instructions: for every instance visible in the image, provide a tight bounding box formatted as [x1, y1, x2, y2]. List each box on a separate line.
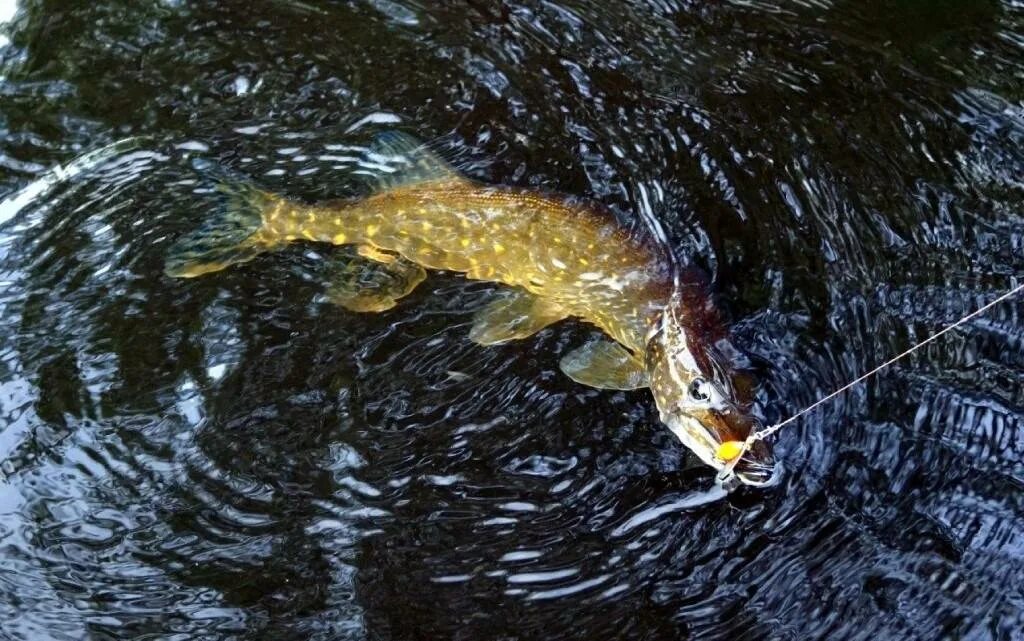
[731, 438, 780, 487]
[659, 410, 779, 486]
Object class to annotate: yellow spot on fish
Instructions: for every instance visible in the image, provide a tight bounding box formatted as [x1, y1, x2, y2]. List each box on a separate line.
[302, 230, 317, 241]
[579, 258, 589, 266]
[717, 441, 745, 462]
[366, 225, 379, 236]
[333, 233, 347, 244]
[493, 242, 506, 254]
[460, 238, 470, 248]
[421, 221, 433, 231]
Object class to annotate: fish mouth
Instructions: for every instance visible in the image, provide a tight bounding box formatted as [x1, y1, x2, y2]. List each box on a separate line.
[662, 410, 780, 487]
[679, 411, 781, 487]
[731, 438, 781, 487]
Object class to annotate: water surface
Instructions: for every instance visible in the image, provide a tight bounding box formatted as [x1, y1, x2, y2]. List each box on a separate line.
[1, 1, 1023, 639]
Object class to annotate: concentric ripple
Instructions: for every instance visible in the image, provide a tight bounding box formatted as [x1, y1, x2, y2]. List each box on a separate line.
[1, 1, 1023, 640]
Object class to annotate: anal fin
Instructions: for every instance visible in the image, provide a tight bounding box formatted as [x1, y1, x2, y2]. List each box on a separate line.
[357, 244, 399, 264]
[326, 250, 426, 312]
[560, 340, 648, 390]
[469, 290, 567, 345]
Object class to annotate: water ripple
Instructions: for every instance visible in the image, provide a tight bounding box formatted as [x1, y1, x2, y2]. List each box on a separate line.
[0, 0, 1023, 639]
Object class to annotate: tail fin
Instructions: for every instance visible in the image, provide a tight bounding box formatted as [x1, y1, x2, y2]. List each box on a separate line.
[164, 158, 276, 278]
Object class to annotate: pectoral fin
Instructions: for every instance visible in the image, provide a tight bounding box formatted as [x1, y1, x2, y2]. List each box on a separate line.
[469, 290, 567, 345]
[326, 250, 426, 312]
[559, 340, 648, 390]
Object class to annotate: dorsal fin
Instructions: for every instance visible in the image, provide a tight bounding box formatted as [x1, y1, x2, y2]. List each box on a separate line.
[363, 132, 462, 192]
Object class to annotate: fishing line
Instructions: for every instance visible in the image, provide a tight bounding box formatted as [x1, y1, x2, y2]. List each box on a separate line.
[719, 279, 1024, 483]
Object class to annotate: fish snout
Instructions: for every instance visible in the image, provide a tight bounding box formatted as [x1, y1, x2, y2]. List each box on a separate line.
[706, 410, 781, 487]
[732, 437, 780, 487]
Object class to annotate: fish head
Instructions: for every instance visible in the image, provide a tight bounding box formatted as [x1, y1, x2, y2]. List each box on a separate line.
[644, 301, 778, 487]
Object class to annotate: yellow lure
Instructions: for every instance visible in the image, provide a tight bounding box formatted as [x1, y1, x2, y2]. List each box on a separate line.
[716, 440, 745, 462]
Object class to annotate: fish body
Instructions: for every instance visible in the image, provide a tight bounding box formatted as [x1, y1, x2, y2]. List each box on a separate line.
[167, 133, 778, 486]
[263, 180, 672, 352]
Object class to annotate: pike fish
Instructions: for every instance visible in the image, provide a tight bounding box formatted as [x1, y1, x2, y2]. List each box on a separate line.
[166, 133, 778, 486]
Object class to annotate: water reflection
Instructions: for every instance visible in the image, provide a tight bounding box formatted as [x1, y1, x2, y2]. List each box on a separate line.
[0, 0, 1022, 639]
[0, 0, 16, 48]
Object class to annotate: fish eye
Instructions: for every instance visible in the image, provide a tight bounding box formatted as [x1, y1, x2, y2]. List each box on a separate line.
[689, 378, 711, 402]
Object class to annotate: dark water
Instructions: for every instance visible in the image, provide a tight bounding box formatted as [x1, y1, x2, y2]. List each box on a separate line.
[1, 1, 1023, 639]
